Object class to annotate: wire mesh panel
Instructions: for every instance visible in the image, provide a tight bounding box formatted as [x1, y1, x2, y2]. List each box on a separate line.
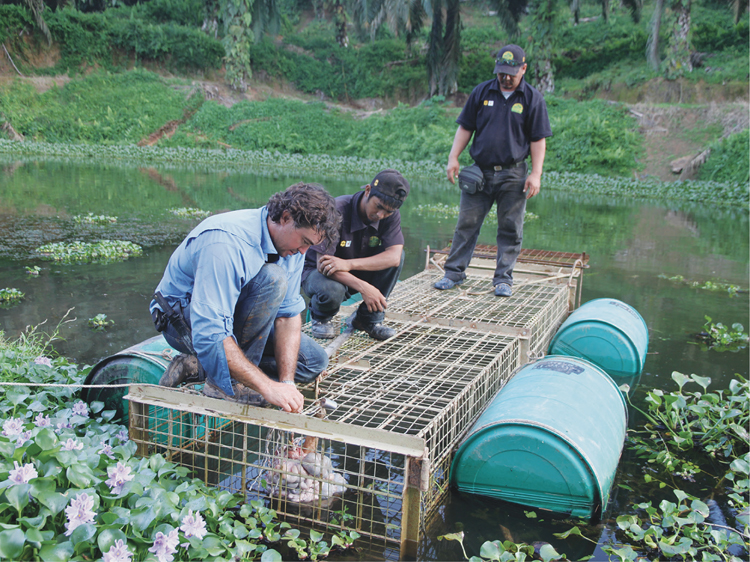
[127, 386, 426, 560]
[384, 268, 571, 359]
[303, 320, 521, 519]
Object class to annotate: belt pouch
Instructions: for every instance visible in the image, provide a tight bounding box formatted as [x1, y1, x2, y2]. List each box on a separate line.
[457, 164, 485, 194]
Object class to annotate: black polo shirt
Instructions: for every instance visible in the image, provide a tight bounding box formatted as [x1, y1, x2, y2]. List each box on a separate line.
[457, 77, 552, 170]
[302, 190, 404, 282]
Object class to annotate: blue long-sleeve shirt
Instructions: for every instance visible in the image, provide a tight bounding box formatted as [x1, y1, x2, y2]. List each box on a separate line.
[151, 208, 305, 392]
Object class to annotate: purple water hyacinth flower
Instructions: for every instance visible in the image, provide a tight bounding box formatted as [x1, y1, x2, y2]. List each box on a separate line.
[99, 443, 115, 458]
[15, 430, 32, 446]
[180, 509, 207, 540]
[72, 401, 89, 416]
[56, 421, 73, 432]
[148, 529, 179, 562]
[2, 417, 24, 437]
[116, 428, 129, 442]
[105, 461, 134, 495]
[34, 413, 52, 427]
[61, 438, 84, 451]
[34, 356, 52, 367]
[64, 493, 96, 536]
[8, 461, 38, 485]
[103, 539, 133, 562]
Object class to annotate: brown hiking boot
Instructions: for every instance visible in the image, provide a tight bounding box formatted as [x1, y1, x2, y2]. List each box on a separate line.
[160, 354, 202, 387]
[201, 379, 267, 407]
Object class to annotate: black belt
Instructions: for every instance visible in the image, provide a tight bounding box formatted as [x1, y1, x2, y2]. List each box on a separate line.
[492, 161, 523, 171]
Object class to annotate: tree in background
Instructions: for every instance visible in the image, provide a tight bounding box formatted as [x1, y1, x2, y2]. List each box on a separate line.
[219, 0, 280, 90]
[487, 0, 564, 93]
[647, 0, 693, 76]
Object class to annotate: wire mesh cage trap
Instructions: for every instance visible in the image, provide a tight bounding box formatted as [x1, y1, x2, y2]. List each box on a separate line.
[124, 247, 585, 559]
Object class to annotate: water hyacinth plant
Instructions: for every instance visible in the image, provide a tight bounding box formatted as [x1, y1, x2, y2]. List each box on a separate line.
[414, 203, 539, 224]
[88, 314, 114, 331]
[36, 240, 143, 264]
[692, 317, 749, 352]
[168, 208, 211, 220]
[0, 331, 359, 561]
[24, 266, 41, 277]
[0, 288, 24, 305]
[658, 274, 744, 298]
[73, 213, 118, 225]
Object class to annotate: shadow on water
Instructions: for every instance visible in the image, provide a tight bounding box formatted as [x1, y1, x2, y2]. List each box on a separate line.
[1, 157, 748, 559]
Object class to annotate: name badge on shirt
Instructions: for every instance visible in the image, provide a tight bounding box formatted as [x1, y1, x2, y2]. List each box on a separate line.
[340, 240, 351, 247]
[512, 103, 523, 114]
[483, 100, 494, 106]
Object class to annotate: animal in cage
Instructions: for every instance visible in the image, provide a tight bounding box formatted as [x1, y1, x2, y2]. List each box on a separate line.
[264, 398, 347, 503]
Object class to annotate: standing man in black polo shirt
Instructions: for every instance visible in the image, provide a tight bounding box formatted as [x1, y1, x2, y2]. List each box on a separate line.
[302, 169, 409, 341]
[434, 44, 552, 297]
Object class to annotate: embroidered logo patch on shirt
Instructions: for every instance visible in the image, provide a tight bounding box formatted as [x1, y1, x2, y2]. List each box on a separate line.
[368, 236, 381, 248]
[511, 103, 523, 114]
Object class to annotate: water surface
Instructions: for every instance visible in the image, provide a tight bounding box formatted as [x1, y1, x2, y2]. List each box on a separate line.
[1, 157, 748, 559]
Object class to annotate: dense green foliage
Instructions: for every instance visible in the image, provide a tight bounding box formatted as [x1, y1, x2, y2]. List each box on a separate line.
[2, 5, 223, 74]
[0, 70, 189, 143]
[697, 129, 750, 184]
[0, 331, 358, 561]
[249, 32, 427, 101]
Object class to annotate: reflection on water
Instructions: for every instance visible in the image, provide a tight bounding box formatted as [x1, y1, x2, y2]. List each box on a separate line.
[1, 158, 748, 559]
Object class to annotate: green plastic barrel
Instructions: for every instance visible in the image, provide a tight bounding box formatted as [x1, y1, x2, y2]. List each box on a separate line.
[81, 336, 224, 447]
[81, 335, 174, 421]
[548, 298, 648, 380]
[451, 356, 627, 519]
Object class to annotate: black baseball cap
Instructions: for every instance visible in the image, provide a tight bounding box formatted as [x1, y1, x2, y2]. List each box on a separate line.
[369, 169, 410, 209]
[494, 44, 526, 76]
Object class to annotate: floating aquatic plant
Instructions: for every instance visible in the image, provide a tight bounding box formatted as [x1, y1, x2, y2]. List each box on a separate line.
[36, 240, 143, 264]
[169, 207, 210, 220]
[692, 317, 749, 352]
[414, 203, 539, 223]
[0, 288, 24, 305]
[658, 274, 743, 297]
[88, 314, 114, 331]
[24, 266, 40, 276]
[73, 213, 118, 225]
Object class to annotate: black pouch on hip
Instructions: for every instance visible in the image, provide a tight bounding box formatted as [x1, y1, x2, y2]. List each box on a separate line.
[457, 164, 484, 194]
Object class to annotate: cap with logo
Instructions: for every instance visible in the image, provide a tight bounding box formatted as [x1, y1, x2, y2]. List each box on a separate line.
[494, 44, 526, 76]
[369, 169, 410, 209]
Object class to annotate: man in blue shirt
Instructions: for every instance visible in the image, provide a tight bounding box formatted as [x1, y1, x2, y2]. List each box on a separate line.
[150, 183, 341, 413]
[434, 44, 552, 297]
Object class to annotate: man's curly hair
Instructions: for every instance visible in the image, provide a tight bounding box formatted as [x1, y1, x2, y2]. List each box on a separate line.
[267, 183, 341, 248]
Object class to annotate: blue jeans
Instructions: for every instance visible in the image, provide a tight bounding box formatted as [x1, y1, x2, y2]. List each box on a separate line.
[302, 251, 405, 326]
[442, 164, 527, 286]
[163, 264, 328, 389]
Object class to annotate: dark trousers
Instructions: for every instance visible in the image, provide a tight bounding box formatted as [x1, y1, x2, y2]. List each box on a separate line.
[163, 264, 328, 389]
[443, 164, 527, 286]
[302, 250, 405, 326]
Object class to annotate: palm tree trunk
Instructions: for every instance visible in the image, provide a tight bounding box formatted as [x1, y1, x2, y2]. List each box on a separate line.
[666, 0, 692, 75]
[646, 0, 663, 70]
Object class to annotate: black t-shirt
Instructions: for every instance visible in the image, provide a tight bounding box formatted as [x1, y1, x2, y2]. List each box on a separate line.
[457, 77, 553, 169]
[302, 190, 404, 282]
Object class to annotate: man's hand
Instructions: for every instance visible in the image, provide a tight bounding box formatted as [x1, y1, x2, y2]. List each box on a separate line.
[263, 381, 304, 413]
[524, 173, 542, 199]
[447, 156, 460, 184]
[359, 283, 387, 313]
[318, 255, 350, 277]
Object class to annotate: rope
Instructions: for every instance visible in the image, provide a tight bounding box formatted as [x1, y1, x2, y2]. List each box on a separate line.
[0, 381, 164, 389]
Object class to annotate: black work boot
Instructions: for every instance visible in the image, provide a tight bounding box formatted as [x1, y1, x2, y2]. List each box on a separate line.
[351, 316, 397, 341]
[159, 354, 203, 387]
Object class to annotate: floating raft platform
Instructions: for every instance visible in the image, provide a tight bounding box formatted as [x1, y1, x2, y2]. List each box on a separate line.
[125, 247, 588, 560]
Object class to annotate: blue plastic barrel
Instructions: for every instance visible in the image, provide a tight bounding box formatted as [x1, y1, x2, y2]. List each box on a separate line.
[451, 356, 627, 519]
[548, 298, 648, 380]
